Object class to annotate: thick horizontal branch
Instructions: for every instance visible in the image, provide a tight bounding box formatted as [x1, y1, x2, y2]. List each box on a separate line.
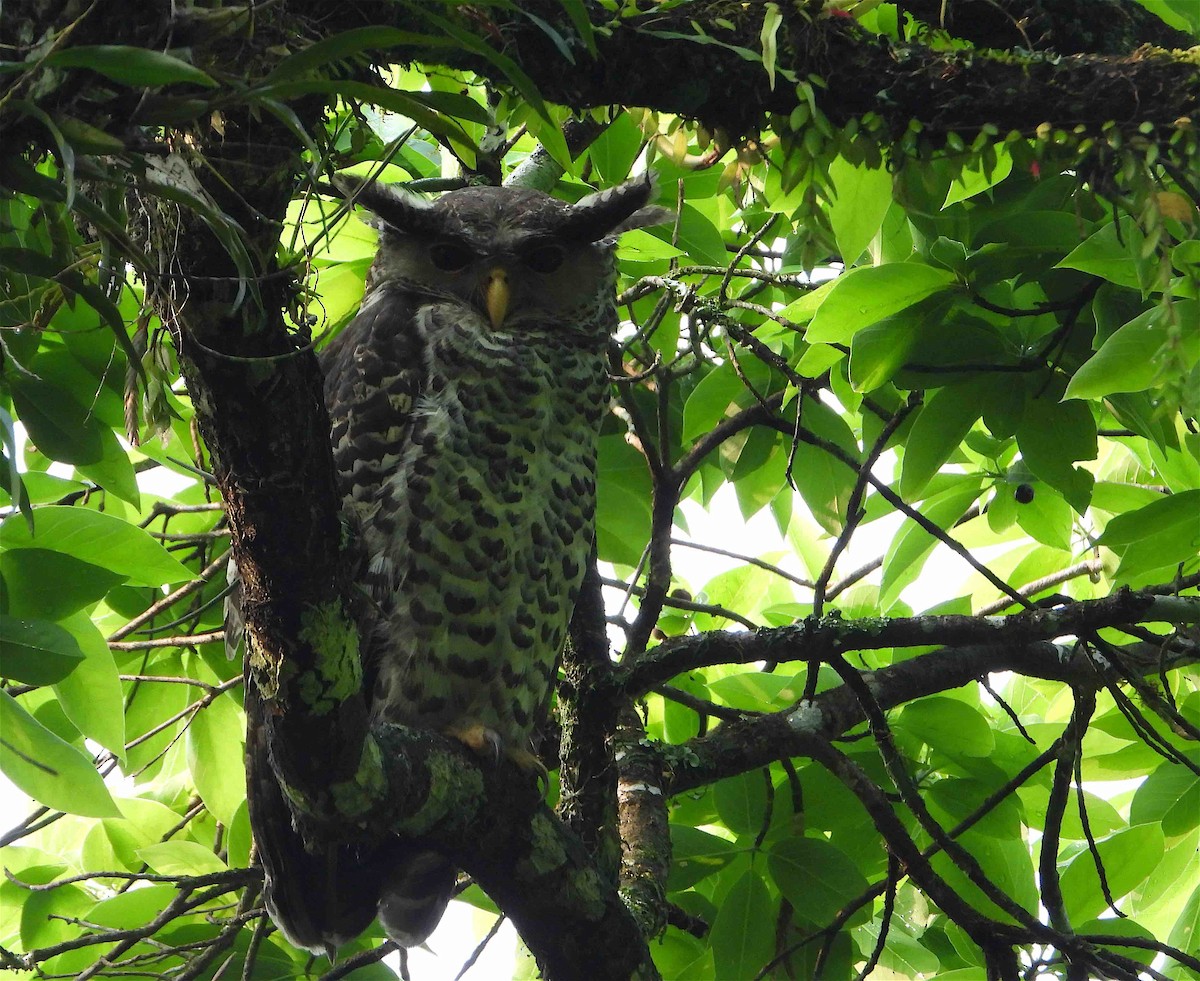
[9, 2, 1198, 160]
[291, 2, 1200, 139]
[665, 629, 1199, 796]
[369, 724, 655, 980]
[619, 590, 1200, 696]
[894, 0, 1194, 54]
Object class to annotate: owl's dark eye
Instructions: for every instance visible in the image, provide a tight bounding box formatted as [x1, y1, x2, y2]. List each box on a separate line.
[429, 241, 476, 272]
[522, 242, 566, 274]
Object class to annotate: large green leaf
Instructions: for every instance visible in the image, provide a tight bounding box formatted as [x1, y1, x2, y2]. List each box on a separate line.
[713, 770, 769, 836]
[185, 690, 245, 826]
[900, 383, 982, 499]
[1057, 220, 1149, 289]
[1015, 393, 1096, 513]
[45, 46, 216, 87]
[828, 156, 893, 263]
[0, 689, 120, 817]
[1097, 489, 1200, 546]
[1130, 761, 1200, 835]
[1065, 301, 1200, 400]
[8, 376, 140, 506]
[896, 696, 995, 759]
[0, 549, 125, 620]
[137, 840, 227, 876]
[0, 506, 191, 586]
[881, 478, 983, 610]
[0, 616, 84, 684]
[808, 264, 959, 344]
[51, 612, 125, 761]
[668, 826, 739, 890]
[708, 868, 775, 980]
[768, 837, 870, 924]
[793, 396, 860, 536]
[1058, 824, 1164, 922]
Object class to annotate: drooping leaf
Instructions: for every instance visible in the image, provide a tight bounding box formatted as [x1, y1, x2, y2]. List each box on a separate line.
[0, 689, 120, 817]
[0, 506, 191, 586]
[185, 690, 245, 826]
[900, 383, 982, 499]
[45, 45, 217, 88]
[1058, 824, 1164, 923]
[51, 612, 125, 761]
[828, 156, 893, 263]
[808, 264, 959, 344]
[0, 616, 85, 685]
[708, 869, 775, 980]
[768, 836, 870, 925]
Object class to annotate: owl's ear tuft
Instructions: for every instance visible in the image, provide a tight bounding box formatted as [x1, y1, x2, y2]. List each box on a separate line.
[563, 173, 674, 242]
[333, 176, 441, 237]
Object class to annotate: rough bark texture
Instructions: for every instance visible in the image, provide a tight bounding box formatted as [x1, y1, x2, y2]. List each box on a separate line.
[895, 0, 1195, 54]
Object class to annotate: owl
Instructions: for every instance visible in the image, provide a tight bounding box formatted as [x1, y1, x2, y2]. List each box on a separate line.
[241, 174, 669, 955]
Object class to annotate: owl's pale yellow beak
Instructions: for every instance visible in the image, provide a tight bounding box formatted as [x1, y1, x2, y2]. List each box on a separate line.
[485, 267, 509, 328]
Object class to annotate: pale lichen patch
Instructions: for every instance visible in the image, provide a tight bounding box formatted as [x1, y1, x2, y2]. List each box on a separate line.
[295, 600, 361, 715]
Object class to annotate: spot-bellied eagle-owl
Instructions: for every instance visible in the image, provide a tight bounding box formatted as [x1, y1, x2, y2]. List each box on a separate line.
[236, 174, 668, 954]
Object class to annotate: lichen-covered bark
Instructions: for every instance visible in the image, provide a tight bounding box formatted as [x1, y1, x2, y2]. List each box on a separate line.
[894, 0, 1194, 55]
[373, 724, 658, 980]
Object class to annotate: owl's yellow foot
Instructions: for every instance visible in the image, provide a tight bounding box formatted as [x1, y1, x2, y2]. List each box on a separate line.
[444, 720, 503, 761]
[442, 721, 548, 788]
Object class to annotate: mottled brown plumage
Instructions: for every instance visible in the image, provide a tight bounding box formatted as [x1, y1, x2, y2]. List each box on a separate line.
[239, 175, 668, 953]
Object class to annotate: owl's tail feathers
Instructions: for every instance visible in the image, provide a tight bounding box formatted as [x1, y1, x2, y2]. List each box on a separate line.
[376, 845, 456, 948]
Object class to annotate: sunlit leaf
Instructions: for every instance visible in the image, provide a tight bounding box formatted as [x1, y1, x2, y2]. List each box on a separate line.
[0, 689, 120, 817]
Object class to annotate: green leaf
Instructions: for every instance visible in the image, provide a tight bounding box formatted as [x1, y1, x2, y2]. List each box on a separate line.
[708, 869, 774, 980]
[0, 549, 125, 620]
[84, 884, 179, 929]
[881, 479, 982, 610]
[51, 612, 125, 760]
[768, 837, 870, 924]
[793, 396, 860, 536]
[944, 146, 1014, 207]
[1167, 882, 1200, 970]
[673, 204, 728, 267]
[713, 771, 769, 836]
[828, 156, 893, 263]
[45, 46, 216, 88]
[1058, 824, 1164, 922]
[1066, 301, 1200, 400]
[8, 376, 140, 506]
[1015, 394, 1096, 513]
[137, 840, 227, 876]
[668, 826, 738, 890]
[1097, 489, 1200, 546]
[0, 506, 190, 586]
[0, 689, 120, 817]
[186, 691, 245, 826]
[900, 384, 982, 499]
[0, 616, 85, 685]
[1057, 220, 1148, 289]
[1130, 761, 1200, 835]
[1014, 487, 1074, 551]
[808, 264, 958, 344]
[896, 696, 995, 758]
[587, 113, 642, 184]
[683, 363, 743, 443]
[555, 0, 598, 57]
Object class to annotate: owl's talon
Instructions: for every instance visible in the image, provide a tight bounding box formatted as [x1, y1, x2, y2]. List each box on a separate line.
[444, 721, 503, 762]
[502, 746, 550, 795]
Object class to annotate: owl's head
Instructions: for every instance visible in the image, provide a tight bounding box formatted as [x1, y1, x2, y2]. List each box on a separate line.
[341, 175, 670, 333]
